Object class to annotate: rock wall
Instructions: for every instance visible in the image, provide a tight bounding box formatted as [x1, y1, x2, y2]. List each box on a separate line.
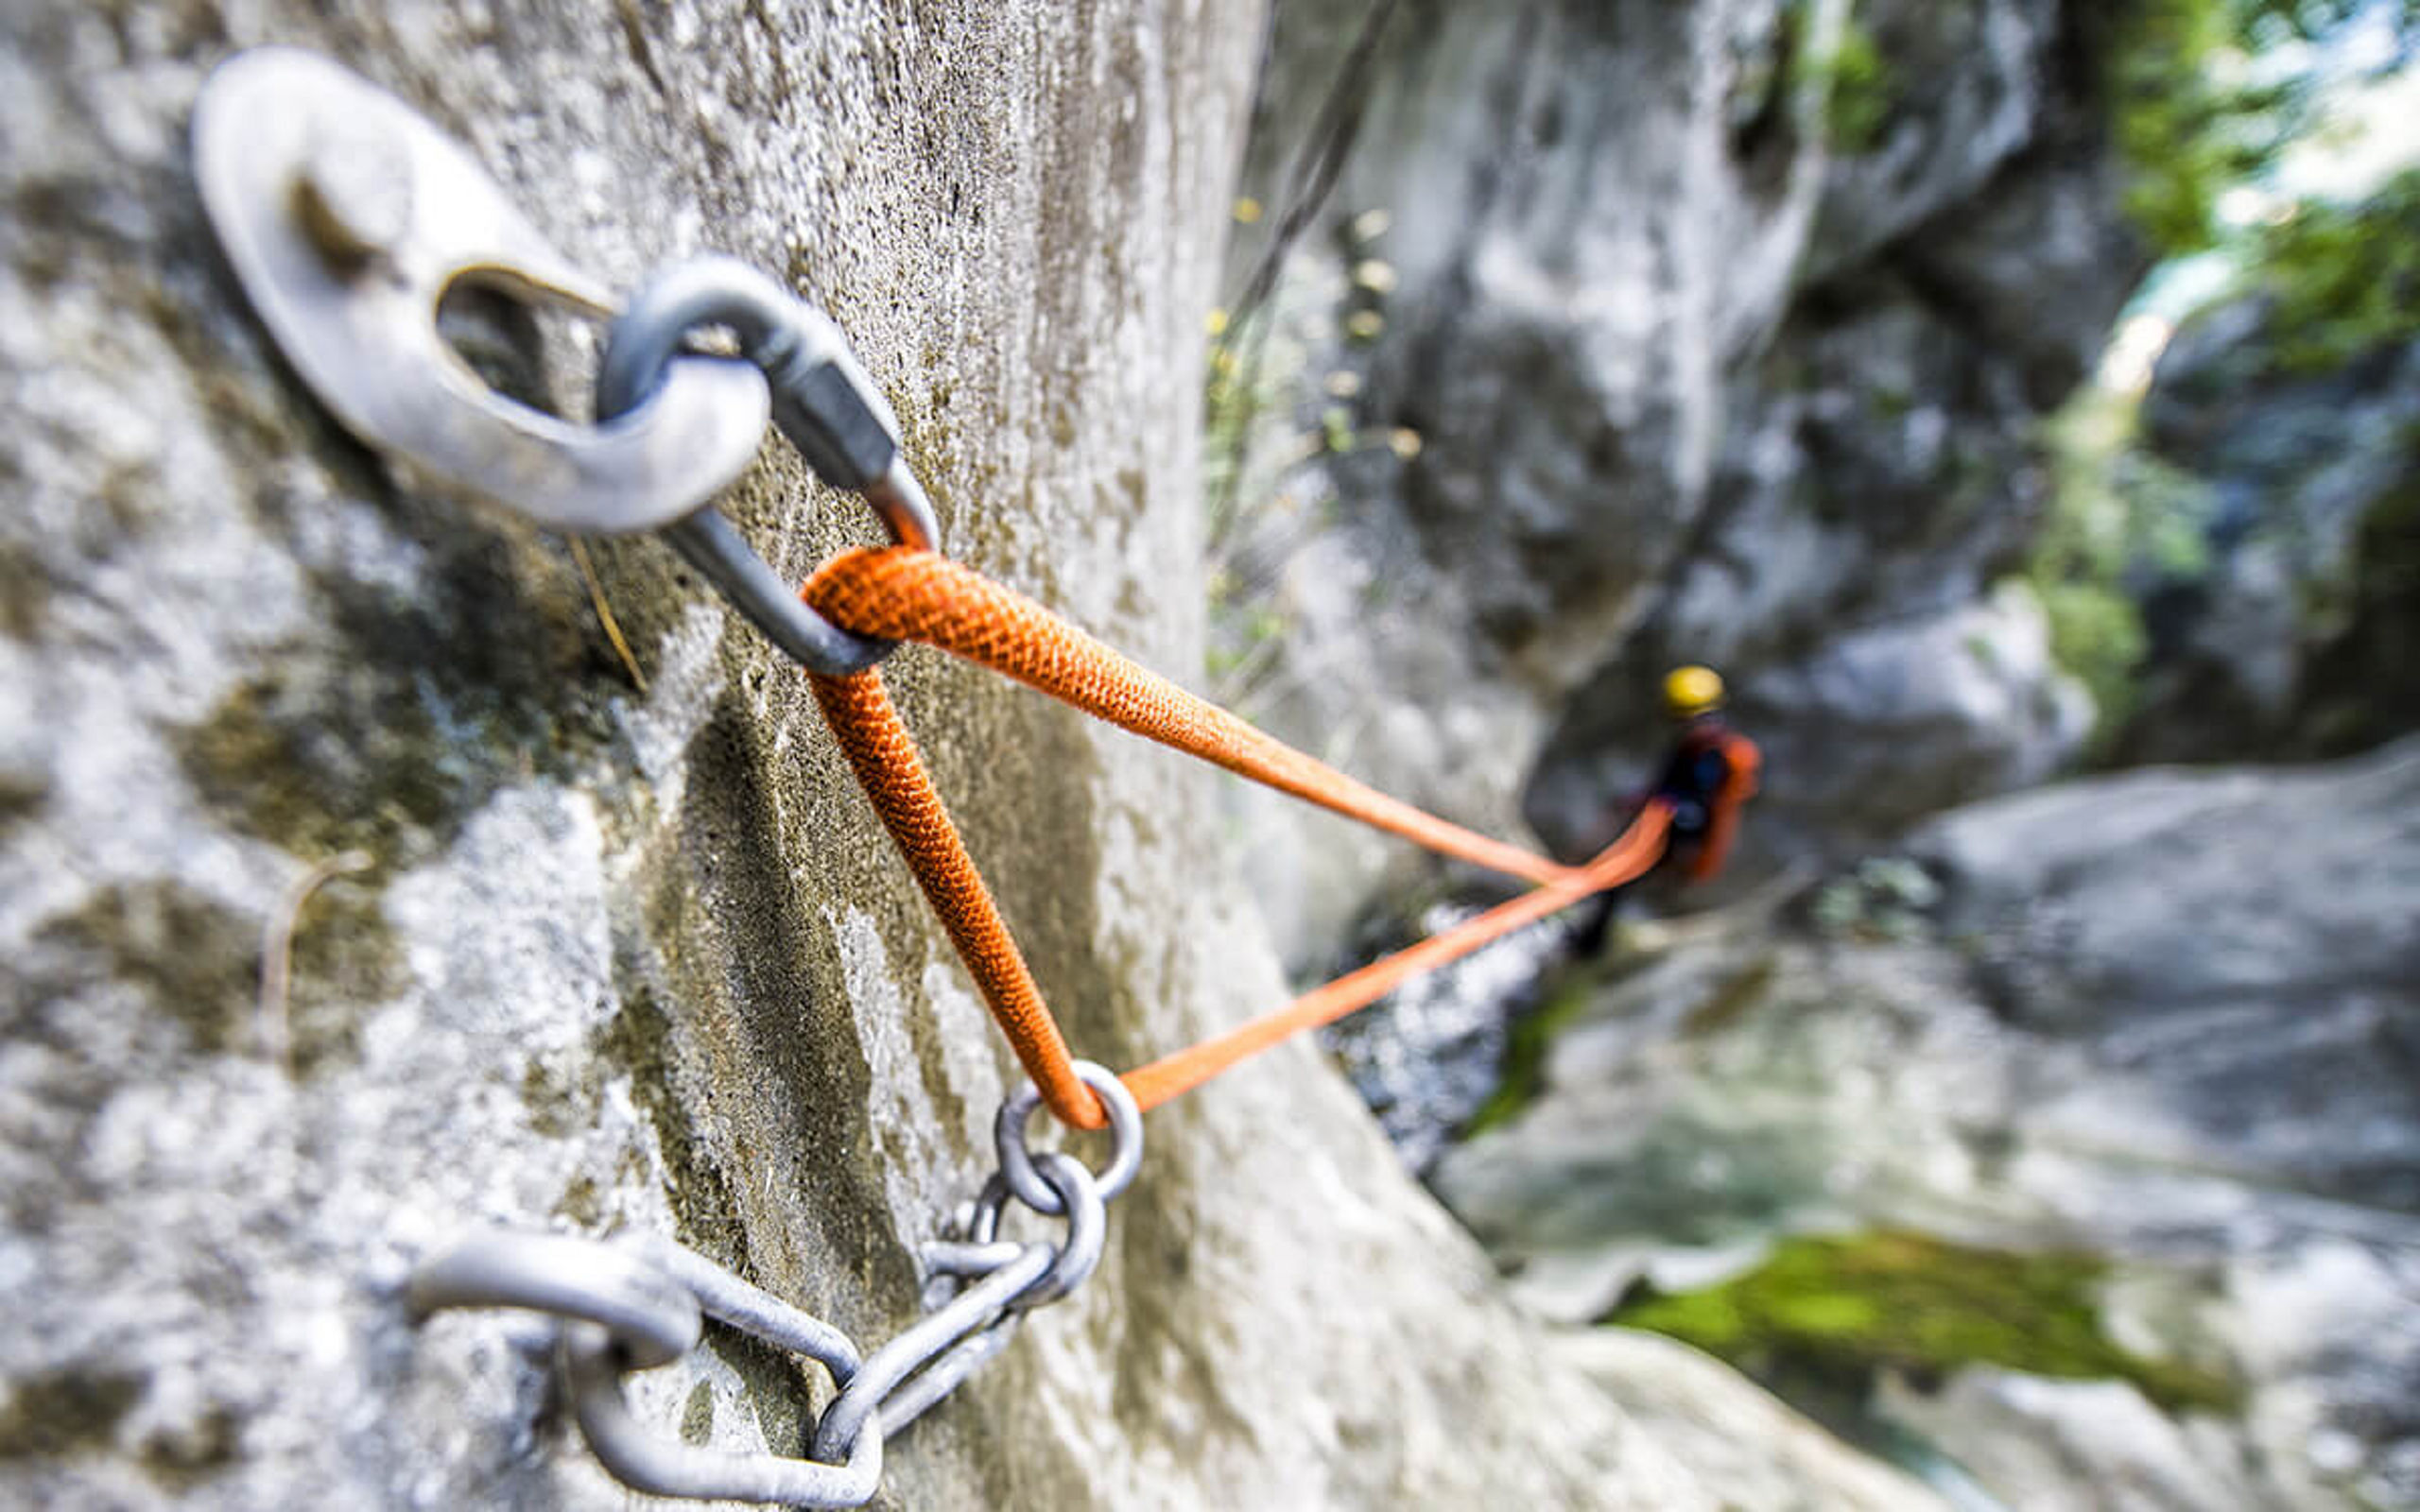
[1433, 739, 2420, 1509]
[2110, 294, 2420, 765]
[1214, 0, 2137, 944]
[0, 3, 1941, 1508]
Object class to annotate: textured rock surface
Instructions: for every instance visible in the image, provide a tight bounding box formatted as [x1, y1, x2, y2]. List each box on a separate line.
[1433, 740, 2420, 1509]
[1214, 0, 2135, 934]
[2112, 297, 2420, 765]
[0, 3, 1944, 1508]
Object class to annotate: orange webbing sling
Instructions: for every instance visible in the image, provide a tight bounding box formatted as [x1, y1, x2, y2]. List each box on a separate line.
[804, 545, 1673, 1127]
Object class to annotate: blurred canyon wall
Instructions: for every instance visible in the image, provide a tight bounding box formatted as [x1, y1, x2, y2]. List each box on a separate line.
[1217, 0, 2145, 954]
[0, 2, 1945, 1508]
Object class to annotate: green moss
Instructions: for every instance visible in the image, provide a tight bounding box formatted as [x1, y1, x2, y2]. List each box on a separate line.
[171, 513, 618, 867]
[34, 869, 397, 1073]
[555, 1174, 606, 1228]
[178, 665, 527, 864]
[1607, 1230, 2240, 1416]
[521, 1058, 588, 1140]
[1461, 968, 1602, 1137]
[1679, 955, 1782, 1040]
[0, 1366, 142, 1461]
[137, 1404, 240, 1489]
[281, 876, 401, 1075]
[0, 537, 54, 642]
[0, 765, 45, 845]
[680, 1381, 716, 1446]
[37, 882, 259, 1054]
[1465, 955, 1783, 1139]
[701, 1331, 814, 1456]
[592, 978, 743, 1258]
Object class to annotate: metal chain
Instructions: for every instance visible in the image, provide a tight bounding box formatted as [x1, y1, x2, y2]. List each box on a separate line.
[408, 1062, 1142, 1507]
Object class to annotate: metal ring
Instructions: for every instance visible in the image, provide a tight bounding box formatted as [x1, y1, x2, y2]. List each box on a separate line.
[994, 1059, 1143, 1215]
[1012, 1154, 1105, 1309]
[407, 1230, 701, 1370]
[562, 1322, 883, 1507]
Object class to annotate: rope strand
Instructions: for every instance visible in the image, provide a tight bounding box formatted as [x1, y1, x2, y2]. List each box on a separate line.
[802, 546, 1672, 1126]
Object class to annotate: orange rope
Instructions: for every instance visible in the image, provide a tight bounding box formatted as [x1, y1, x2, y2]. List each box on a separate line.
[802, 546, 1672, 1126]
[1121, 803, 1669, 1110]
[805, 549, 1577, 886]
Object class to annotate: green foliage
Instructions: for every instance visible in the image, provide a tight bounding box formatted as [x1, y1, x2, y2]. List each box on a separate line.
[1766, 3, 1894, 156]
[2110, 0, 2291, 256]
[2026, 382, 2217, 739]
[1761, 3, 1896, 157]
[2232, 0, 2420, 50]
[2110, 0, 2420, 255]
[1461, 969, 1601, 1138]
[2037, 580, 2152, 733]
[1608, 1230, 2240, 1415]
[2251, 168, 2420, 370]
[1811, 19, 1893, 155]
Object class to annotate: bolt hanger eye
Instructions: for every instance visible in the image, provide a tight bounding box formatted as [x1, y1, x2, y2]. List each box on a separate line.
[193, 47, 771, 536]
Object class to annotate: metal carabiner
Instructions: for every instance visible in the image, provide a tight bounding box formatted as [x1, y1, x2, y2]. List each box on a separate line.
[596, 258, 943, 676]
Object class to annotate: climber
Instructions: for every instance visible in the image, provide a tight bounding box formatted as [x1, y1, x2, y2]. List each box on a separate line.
[1572, 665, 1762, 952]
[1649, 665, 1761, 885]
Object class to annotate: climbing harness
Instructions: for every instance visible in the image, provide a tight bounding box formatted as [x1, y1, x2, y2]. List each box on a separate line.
[196, 46, 1678, 1505]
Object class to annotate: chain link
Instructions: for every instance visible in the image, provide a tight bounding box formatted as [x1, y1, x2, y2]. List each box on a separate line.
[407, 1062, 1142, 1507]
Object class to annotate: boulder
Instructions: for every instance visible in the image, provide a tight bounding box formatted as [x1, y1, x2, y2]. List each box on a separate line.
[1909, 737, 2420, 1208]
[2112, 295, 2420, 764]
[1432, 740, 2420, 1508]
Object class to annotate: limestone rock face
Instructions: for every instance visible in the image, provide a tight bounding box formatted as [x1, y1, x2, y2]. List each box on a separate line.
[1, 4, 1942, 1509]
[1909, 737, 2420, 1209]
[1433, 740, 2420, 1509]
[1215, 0, 2135, 925]
[2112, 297, 2420, 765]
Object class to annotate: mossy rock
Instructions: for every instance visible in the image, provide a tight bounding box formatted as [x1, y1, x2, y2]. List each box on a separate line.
[1605, 1230, 2239, 1417]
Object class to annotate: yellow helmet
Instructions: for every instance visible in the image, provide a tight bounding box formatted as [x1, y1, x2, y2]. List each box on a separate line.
[1663, 665, 1725, 719]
